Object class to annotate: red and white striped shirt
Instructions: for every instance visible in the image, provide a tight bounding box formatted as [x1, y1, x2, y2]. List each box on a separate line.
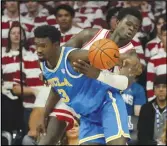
[59, 26, 83, 46]
[2, 15, 34, 47]
[145, 36, 162, 62]
[146, 49, 167, 101]
[23, 12, 49, 47]
[74, 1, 105, 29]
[2, 48, 28, 100]
[131, 33, 146, 66]
[141, 4, 155, 34]
[13, 51, 44, 108]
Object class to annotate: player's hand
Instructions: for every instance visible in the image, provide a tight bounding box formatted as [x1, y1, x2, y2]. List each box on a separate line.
[28, 130, 37, 138]
[122, 58, 142, 76]
[73, 59, 100, 79]
[36, 117, 48, 141]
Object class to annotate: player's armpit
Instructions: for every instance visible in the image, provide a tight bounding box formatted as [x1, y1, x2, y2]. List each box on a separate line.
[63, 28, 98, 48]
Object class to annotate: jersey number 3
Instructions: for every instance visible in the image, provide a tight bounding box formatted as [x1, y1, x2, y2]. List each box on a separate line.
[58, 89, 70, 103]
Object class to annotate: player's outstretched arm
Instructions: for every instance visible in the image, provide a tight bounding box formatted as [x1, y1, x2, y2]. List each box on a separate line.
[63, 28, 98, 48]
[72, 59, 128, 90]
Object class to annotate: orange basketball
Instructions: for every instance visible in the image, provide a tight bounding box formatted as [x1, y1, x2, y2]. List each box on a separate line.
[88, 39, 120, 69]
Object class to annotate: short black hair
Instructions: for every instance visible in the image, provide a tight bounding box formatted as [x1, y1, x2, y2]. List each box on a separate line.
[154, 75, 167, 86]
[106, 7, 121, 25]
[117, 7, 142, 23]
[55, 4, 75, 17]
[34, 25, 61, 43]
[161, 23, 167, 32]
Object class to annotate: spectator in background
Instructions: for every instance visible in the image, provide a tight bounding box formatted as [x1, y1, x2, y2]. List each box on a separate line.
[54, 4, 83, 46]
[12, 49, 44, 135]
[2, 1, 36, 50]
[145, 14, 166, 62]
[1, 23, 28, 134]
[120, 69, 146, 145]
[146, 24, 167, 101]
[157, 121, 166, 145]
[137, 75, 167, 145]
[2, 1, 19, 48]
[154, 1, 166, 17]
[24, 1, 49, 26]
[60, 117, 80, 145]
[74, 1, 107, 29]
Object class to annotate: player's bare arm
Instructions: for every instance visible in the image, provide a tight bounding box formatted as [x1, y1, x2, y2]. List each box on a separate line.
[36, 87, 60, 136]
[63, 28, 99, 48]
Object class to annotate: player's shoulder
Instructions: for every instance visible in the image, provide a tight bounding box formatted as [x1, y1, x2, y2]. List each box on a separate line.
[82, 28, 100, 38]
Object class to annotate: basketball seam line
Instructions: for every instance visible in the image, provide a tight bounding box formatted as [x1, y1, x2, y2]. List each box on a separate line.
[99, 47, 117, 64]
[92, 39, 101, 66]
[100, 49, 106, 69]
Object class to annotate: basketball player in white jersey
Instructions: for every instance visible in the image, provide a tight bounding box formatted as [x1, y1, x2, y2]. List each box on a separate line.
[36, 7, 142, 145]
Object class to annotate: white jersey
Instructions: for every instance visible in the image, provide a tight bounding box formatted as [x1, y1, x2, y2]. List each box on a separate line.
[81, 28, 134, 54]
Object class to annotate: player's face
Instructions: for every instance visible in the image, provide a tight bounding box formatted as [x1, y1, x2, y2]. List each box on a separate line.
[35, 38, 54, 61]
[154, 84, 167, 102]
[26, 1, 39, 13]
[66, 119, 79, 139]
[116, 15, 140, 41]
[5, 1, 18, 13]
[56, 9, 73, 30]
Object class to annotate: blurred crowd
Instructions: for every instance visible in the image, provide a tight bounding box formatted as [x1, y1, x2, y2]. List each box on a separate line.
[1, 1, 166, 145]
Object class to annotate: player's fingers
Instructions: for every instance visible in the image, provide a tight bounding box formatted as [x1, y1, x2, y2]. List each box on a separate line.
[78, 59, 90, 68]
[73, 67, 87, 74]
[73, 62, 89, 71]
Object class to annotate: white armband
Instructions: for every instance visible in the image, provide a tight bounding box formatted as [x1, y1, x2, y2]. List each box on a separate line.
[97, 70, 128, 90]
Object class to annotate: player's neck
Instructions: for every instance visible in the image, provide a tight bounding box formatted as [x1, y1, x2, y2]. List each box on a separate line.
[46, 47, 61, 69]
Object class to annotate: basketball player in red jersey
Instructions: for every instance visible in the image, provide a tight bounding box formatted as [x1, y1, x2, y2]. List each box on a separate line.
[36, 7, 142, 145]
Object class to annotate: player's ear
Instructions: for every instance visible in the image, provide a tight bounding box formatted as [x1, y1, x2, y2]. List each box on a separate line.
[54, 42, 60, 47]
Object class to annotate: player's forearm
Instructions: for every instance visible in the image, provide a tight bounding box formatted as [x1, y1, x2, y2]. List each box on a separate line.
[43, 88, 60, 118]
[12, 85, 35, 96]
[97, 70, 128, 90]
[29, 107, 44, 131]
